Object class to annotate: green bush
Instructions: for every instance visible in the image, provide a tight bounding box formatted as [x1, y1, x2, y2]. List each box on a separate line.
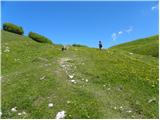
[3, 22, 24, 35]
[28, 32, 52, 44]
[72, 44, 87, 47]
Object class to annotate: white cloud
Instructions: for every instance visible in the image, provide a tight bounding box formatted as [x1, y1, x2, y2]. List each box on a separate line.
[125, 26, 133, 33]
[111, 26, 133, 41]
[111, 33, 117, 41]
[151, 4, 159, 11]
[118, 31, 123, 35]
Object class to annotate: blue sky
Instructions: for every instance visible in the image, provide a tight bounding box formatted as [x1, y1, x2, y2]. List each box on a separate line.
[1, 1, 159, 48]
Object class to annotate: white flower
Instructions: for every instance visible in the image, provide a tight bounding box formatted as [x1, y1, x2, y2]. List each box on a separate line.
[48, 103, 54, 108]
[129, 52, 133, 55]
[18, 112, 22, 116]
[55, 111, 66, 119]
[85, 79, 88, 82]
[11, 107, 17, 112]
[69, 75, 74, 79]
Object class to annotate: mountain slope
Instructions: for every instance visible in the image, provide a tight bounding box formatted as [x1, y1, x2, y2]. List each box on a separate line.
[111, 35, 159, 57]
[1, 30, 159, 119]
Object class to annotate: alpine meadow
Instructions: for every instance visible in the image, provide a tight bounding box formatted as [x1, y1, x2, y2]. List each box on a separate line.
[1, 1, 159, 119]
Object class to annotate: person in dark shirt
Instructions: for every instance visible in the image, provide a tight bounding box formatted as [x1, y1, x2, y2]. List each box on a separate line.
[99, 41, 103, 50]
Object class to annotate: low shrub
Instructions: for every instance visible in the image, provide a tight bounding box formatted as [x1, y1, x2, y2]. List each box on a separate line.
[3, 22, 24, 35]
[72, 44, 87, 47]
[28, 32, 52, 44]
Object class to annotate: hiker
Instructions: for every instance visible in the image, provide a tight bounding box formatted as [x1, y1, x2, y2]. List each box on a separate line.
[98, 41, 103, 50]
[62, 45, 67, 51]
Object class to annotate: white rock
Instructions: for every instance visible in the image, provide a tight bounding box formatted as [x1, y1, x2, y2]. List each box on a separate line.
[69, 75, 74, 79]
[120, 106, 123, 109]
[11, 107, 17, 112]
[48, 103, 53, 108]
[107, 88, 111, 90]
[67, 100, 71, 104]
[55, 111, 66, 119]
[127, 110, 132, 113]
[18, 112, 22, 116]
[70, 80, 77, 84]
[22, 111, 26, 115]
[148, 97, 156, 103]
[114, 106, 117, 110]
[40, 76, 45, 80]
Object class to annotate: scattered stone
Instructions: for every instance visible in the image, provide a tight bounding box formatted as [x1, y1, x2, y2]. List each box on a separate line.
[67, 100, 71, 104]
[107, 88, 111, 91]
[126, 110, 132, 113]
[148, 97, 156, 103]
[22, 111, 26, 115]
[48, 103, 54, 108]
[119, 106, 123, 109]
[18, 112, 22, 116]
[114, 106, 117, 110]
[55, 111, 66, 119]
[11, 107, 17, 112]
[40, 76, 46, 80]
[70, 80, 77, 84]
[69, 75, 74, 79]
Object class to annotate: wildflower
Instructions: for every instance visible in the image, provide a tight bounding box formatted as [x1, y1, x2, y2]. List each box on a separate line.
[86, 79, 88, 82]
[55, 111, 66, 119]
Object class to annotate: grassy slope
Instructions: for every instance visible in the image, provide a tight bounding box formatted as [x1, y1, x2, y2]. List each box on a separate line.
[1, 30, 159, 119]
[111, 35, 159, 57]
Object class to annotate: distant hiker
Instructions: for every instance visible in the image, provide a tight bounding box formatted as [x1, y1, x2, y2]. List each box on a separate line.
[62, 45, 67, 51]
[98, 41, 103, 50]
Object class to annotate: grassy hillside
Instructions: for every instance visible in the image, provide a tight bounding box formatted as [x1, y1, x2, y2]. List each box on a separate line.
[1, 30, 159, 119]
[111, 35, 159, 57]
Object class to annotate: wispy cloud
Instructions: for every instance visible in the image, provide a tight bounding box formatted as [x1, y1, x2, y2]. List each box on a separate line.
[125, 26, 133, 33]
[151, 4, 159, 11]
[111, 33, 117, 41]
[111, 26, 133, 41]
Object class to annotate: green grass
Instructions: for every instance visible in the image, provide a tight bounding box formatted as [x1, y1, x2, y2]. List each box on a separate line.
[1, 30, 159, 119]
[111, 35, 159, 57]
